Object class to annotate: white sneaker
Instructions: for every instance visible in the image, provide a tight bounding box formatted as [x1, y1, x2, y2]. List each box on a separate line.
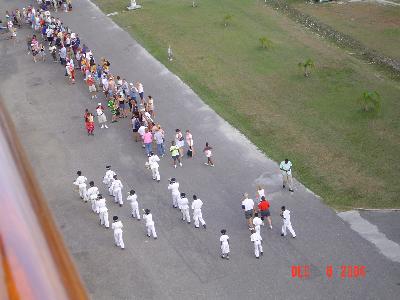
[179, 162, 183, 167]
[105, 125, 108, 128]
[174, 165, 177, 168]
[101, 125, 104, 128]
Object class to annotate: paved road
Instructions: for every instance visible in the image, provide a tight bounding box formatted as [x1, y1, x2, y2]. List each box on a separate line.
[1, 1, 399, 299]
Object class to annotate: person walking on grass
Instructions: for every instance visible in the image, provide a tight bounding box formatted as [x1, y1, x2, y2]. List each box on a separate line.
[203, 142, 214, 167]
[220, 229, 230, 260]
[170, 141, 182, 168]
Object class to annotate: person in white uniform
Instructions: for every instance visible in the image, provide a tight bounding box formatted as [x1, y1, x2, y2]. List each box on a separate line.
[143, 209, 157, 239]
[252, 212, 263, 233]
[191, 195, 206, 229]
[73, 171, 87, 201]
[220, 229, 230, 260]
[250, 229, 263, 258]
[280, 206, 296, 238]
[96, 194, 109, 228]
[167, 178, 180, 208]
[112, 216, 124, 249]
[86, 181, 99, 212]
[103, 165, 115, 188]
[148, 152, 160, 182]
[280, 158, 294, 192]
[127, 190, 140, 220]
[111, 175, 124, 206]
[177, 193, 191, 223]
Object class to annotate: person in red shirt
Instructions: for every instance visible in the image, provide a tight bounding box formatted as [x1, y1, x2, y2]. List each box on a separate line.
[258, 196, 272, 229]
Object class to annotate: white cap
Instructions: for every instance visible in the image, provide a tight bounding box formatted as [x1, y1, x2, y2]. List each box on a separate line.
[129, 83, 134, 86]
[98, 103, 102, 106]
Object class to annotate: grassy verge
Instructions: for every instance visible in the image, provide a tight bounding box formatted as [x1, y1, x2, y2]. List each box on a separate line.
[291, 1, 400, 61]
[92, 0, 400, 210]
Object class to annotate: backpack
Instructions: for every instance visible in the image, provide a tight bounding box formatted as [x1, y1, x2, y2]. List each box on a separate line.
[134, 118, 141, 130]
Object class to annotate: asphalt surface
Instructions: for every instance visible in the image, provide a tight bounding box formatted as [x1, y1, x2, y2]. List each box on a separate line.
[1, 1, 399, 299]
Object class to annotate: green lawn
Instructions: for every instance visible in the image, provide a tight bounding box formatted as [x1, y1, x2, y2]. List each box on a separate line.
[292, 1, 400, 61]
[93, 0, 400, 210]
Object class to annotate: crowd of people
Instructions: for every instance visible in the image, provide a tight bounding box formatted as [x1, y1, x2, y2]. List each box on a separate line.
[7, 0, 298, 260]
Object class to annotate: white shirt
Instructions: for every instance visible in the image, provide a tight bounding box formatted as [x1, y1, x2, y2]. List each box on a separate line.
[280, 161, 293, 176]
[154, 131, 164, 144]
[112, 220, 123, 232]
[253, 217, 263, 227]
[143, 213, 154, 226]
[74, 175, 87, 186]
[250, 232, 262, 243]
[242, 198, 254, 211]
[149, 155, 160, 169]
[220, 235, 229, 244]
[113, 179, 123, 190]
[105, 170, 115, 180]
[168, 182, 180, 195]
[127, 194, 138, 204]
[87, 187, 99, 200]
[137, 83, 144, 93]
[96, 108, 104, 116]
[257, 189, 265, 199]
[191, 199, 203, 211]
[138, 126, 146, 138]
[96, 198, 107, 213]
[282, 210, 291, 222]
[178, 197, 189, 210]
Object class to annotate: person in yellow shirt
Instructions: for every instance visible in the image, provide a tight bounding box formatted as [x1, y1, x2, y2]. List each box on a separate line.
[169, 141, 182, 168]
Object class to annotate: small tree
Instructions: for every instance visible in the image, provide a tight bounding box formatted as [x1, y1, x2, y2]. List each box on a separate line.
[223, 14, 233, 27]
[259, 37, 273, 49]
[357, 91, 381, 113]
[298, 58, 315, 77]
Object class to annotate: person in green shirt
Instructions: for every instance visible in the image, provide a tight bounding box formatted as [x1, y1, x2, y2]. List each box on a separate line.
[169, 141, 182, 168]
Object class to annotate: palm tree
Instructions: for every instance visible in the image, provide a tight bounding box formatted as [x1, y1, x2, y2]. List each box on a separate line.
[259, 37, 273, 49]
[298, 58, 315, 77]
[223, 14, 233, 27]
[357, 91, 381, 113]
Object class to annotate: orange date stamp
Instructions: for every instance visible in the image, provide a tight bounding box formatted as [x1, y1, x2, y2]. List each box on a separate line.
[291, 265, 366, 279]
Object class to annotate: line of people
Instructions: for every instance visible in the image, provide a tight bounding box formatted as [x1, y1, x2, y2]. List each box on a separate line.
[14, 2, 299, 259]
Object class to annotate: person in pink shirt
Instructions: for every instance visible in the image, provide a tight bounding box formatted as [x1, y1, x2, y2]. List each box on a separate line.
[143, 128, 153, 157]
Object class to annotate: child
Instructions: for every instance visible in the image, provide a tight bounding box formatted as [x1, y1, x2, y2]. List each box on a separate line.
[73, 171, 87, 201]
[86, 181, 99, 212]
[96, 194, 109, 228]
[112, 216, 124, 249]
[220, 229, 230, 259]
[143, 209, 157, 239]
[177, 193, 190, 224]
[250, 229, 263, 259]
[39, 43, 46, 61]
[203, 142, 214, 167]
[127, 190, 140, 220]
[252, 212, 263, 233]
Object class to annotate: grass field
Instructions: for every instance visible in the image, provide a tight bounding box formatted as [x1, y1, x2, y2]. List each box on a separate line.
[93, 0, 400, 210]
[291, 1, 400, 61]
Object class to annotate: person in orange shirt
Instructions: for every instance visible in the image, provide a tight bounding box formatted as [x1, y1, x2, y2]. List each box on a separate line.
[258, 196, 272, 229]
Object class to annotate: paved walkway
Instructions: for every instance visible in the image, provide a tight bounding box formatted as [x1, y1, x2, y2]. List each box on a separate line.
[0, 1, 399, 299]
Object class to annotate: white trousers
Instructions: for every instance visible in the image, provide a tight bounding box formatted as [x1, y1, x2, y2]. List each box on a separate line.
[113, 188, 123, 204]
[151, 167, 160, 181]
[193, 209, 205, 227]
[282, 221, 296, 237]
[108, 186, 114, 196]
[100, 210, 109, 228]
[79, 186, 87, 201]
[114, 230, 124, 248]
[146, 224, 157, 238]
[181, 207, 190, 222]
[130, 202, 140, 219]
[91, 198, 97, 213]
[172, 193, 179, 208]
[254, 241, 263, 257]
[255, 225, 261, 233]
[221, 242, 230, 255]
[282, 171, 293, 190]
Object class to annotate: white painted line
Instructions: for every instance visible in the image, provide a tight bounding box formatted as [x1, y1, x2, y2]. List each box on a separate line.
[338, 210, 400, 263]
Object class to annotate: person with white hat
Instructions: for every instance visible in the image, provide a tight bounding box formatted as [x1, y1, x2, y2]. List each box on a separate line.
[96, 103, 108, 128]
[86, 74, 97, 99]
